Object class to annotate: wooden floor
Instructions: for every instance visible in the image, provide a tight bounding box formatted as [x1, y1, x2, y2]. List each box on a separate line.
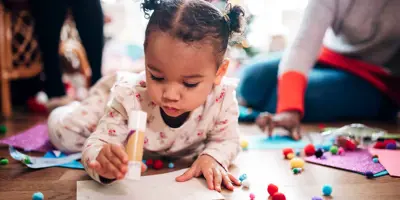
[1, 113, 400, 200]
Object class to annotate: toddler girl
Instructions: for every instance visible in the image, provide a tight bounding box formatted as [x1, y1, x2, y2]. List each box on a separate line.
[47, 0, 245, 192]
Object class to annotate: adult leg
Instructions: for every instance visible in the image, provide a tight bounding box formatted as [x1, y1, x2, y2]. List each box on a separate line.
[31, 0, 68, 98]
[264, 64, 398, 122]
[236, 55, 282, 121]
[69, 0, 104, 85]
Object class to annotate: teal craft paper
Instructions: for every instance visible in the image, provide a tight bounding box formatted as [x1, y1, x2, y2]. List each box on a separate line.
[247, 135, 308, 149]
[43, 151, 84, 169]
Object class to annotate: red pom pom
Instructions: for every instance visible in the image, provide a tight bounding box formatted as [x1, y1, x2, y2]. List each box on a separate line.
[345, 140, 356, 150]
[304, 144, 316, 156]
[373, 141, 385, 149]
[267, 184, 279, 196]
[383, 139, 396, 147]
[272, 192, 286, 200]
[146, 159, 154, 167]
[318, 124, 326, 130]
[153, 159, 164, 170]
[282, 148, 294, 158]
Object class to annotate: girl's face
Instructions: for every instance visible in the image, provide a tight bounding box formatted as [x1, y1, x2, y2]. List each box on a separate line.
[145, 32, 227, 117]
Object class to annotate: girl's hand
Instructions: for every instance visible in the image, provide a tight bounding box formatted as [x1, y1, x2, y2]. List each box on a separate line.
[175, 155, 241, 192]
[88, 143, 146, 180]
[256, 111, 301, 140]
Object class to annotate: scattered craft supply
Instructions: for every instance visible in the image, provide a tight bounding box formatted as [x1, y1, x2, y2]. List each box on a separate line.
[0, 158, 8, 165]
[372, 154, 379, 159]
[142, 160, 146, 163]
[383, 139, 396, 147]
[304, 144, 316, 156]
[369, 148, 400, 177]
[374, 141, 385, 149]
[0, 125, 6, 134]
[272, 192, 286, 200]
[365, 171, 374, 179]
[153, 159, 163, 170]
[386, 143, 396, 150]
[282, 148, 294, 159]
[295, 150, 301, 157]
[322, 184, 332, 196]
[239, 174, 247, 182]
[287, 153, 295, 160]
[338, 147, 345, 155]
[145, 159, 154, 167]
[315, 148, 324, 158]
[242, 179, 250, 188]
[330, 146, 338, 155]
[312, 196, 323, 200]
[267, 184, 279, 196]
[305, 149, 386, 176]
[320, 155, 326, 159]
[168, 162, 175, 169]
[240, 140, 249, 150]
[293, 168, 301, 174]
[32, 192, 44, 200]
[0, 123, 54, 152]
[9, 146, 82, 169]
[249, 193, 255, 200]
[290, 158, 305, 169]
[372, 158, 379, 163]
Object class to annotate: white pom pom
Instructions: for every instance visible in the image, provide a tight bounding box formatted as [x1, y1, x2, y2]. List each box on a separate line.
[242, 179, 250, 188]
[36, 91, 48, 104]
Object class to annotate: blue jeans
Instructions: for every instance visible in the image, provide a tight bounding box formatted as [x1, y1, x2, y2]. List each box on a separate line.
[237, 56, 398, 122]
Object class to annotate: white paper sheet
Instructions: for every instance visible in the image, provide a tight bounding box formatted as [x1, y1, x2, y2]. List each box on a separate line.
[77, 169, 225, 200]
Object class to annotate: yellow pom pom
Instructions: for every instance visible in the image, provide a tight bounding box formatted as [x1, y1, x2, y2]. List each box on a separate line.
[287, 153, 295, 160]
[290, 158, 305, 169]
[240, 140, 249, 149]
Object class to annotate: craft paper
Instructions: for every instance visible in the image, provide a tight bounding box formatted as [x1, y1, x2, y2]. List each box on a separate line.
[246, 135, 308, 149]
[77, 169, 225, 200]
[305, 149, 386, 175]
[0, 123, 54, 152]
[43, 151, 84, 169]
[369, 148, 400, 177]
[9, 146, 82, 169]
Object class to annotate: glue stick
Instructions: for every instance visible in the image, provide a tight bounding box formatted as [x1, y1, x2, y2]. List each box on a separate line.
[125, 110, 147, 181]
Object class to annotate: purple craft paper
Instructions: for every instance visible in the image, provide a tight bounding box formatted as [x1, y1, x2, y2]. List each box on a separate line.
[0, 123, 54, 152]
[305, 149, 386, 174]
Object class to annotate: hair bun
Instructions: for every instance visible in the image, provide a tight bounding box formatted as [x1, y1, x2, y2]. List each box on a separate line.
[226, 4, 245, 33]
[142, 0, 161, 18]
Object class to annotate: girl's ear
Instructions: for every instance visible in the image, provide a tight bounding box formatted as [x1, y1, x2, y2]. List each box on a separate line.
[214, 59, 230, 85]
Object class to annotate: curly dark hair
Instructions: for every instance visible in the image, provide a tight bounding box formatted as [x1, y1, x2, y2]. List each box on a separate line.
[142, 0, 245, 65]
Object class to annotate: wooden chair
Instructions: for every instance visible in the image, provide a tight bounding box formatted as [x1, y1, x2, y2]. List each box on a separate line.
[0, 3, 91, 118]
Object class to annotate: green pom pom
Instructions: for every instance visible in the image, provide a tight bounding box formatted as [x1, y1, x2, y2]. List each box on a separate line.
[23, 156, 32, 164]
[0, 125, 7, 134]
[330, 146, 338, 155]
[0, 158, 9, 165]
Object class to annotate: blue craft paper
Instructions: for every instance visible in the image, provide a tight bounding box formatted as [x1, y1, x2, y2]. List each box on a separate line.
[247, 135, 308, 149]
[43, 151, 84, 169]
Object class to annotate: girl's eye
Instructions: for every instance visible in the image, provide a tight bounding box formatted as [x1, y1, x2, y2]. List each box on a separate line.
[150, 74, 164, 82]
[183, 82, 199, 88]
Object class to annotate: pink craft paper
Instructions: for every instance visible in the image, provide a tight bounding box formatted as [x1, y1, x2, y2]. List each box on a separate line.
[0, 123, 54, 152]
[305, 149, 386, 174]
[369, 148, 400, 177]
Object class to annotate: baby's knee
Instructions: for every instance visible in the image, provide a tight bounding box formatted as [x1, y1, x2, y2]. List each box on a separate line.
[48, 104, 86, 153]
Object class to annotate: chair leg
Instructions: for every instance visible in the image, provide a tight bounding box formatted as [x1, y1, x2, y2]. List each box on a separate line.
[1, 78, 11, 118]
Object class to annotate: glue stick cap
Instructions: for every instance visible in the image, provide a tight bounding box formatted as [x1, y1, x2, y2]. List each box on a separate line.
[128, 110, 147, 132]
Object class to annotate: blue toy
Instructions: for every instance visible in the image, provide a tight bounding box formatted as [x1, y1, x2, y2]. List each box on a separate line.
[322, 184, 332, 196]
[32, 192, 44, 200]
[239, 173, 247, 182]
[372, 158, 379, 163]
[168, 162, 174, 169]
